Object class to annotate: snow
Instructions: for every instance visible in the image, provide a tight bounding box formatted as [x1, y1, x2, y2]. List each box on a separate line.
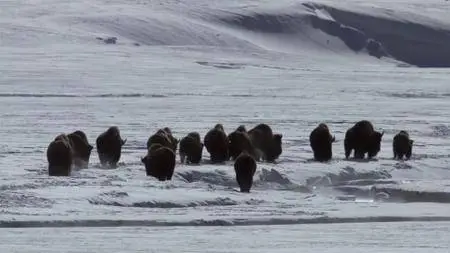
[1, 0, 450, 251]
[1, 222, 450, 252]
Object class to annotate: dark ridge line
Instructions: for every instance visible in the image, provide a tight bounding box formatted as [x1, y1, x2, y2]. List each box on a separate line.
[1, 216, 450, 228]
[0, 94, 78, 98]
[216, 2, 450, 67]
[378, 92, 450, 99]
[0, 93, 308, 99]
[0, 93, 168, 98]
[88, 197, 239, 208]
[195, 60, 298, 71]
[305, 2, 450, 67]
[215, 6, 387, 61]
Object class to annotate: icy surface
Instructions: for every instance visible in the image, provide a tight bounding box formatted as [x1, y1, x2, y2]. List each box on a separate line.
[1, 0, 450, 250]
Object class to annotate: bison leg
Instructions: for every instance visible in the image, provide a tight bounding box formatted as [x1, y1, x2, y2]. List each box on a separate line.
[180, 153, 186, 164]
[167, 159, 175, 180]
[314, 149, 326, 162]
[98, 153, 108, 166]
[166, 172, 173, 181]
[344, 140, 352, 159]
[323, 148, 332, 161]
[236, 175, 250, 193]
[395, 145, 406, 159]
[211, 153, 227, 163]
[110, 152, 121, 167]
[354, 150, 365, 159]
[406, 148, 412, 160]
[48, 165, 71, 176]
[313, 152, 320, 161]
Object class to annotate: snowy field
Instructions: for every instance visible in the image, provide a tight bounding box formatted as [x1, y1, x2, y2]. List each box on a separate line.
[1, 0, 450, 251]
[1, 222, 450, 253]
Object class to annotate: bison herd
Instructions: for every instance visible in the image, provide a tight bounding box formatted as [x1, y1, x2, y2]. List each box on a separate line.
[46, 120, 414, 193]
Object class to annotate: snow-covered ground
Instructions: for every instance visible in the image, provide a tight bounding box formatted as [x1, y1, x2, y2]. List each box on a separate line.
[2, 222, 450, 253]
[1, 0, 450, 250]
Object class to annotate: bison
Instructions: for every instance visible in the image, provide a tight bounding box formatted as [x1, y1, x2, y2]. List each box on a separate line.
[161, 127, 178, 152]
[344, 120, 384, 159]
[248, 124, 282, 162]
[228, 126, 259, 161]
[179, 132, 203, 164]
[309, 123, 335, 162]
[67, 130, 93, 168]
[142, 143, 176, 181]
[265, 133, 282, 162]
[234, 151, 257, 193]
[47, 134, 73, 176]
[393, 130, 413, 160]
[147, 127, 178, 152]
[96, 126, 127, 168]
[204, 124, 229, 163]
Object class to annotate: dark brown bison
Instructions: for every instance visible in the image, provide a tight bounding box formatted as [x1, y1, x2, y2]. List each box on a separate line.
[96, 126, 127, 168]
[147, 128, 178, 152]
[47, 134, 73, 176]
[236, 125, 247, 132]
[344, 120, 384, 159]
[248, 124, 282, 162]
[234, 151, 257, 193]
[265, 133, 283, 162]
[204, 124, 229, 163]
[67, 130, 93, 168]
[309, 123, 335, 162]
[54, 133, 72, 144]
[393, 130, 413, 160]
[228, 126, 259, 161]
[70, 130, 89, 144]
[147, 130, 173, 150]
[161, 127, 178, 152]
[179, 132, 203, 164]
[248, 124, 273, 146]
[142, 143, 176, 181]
